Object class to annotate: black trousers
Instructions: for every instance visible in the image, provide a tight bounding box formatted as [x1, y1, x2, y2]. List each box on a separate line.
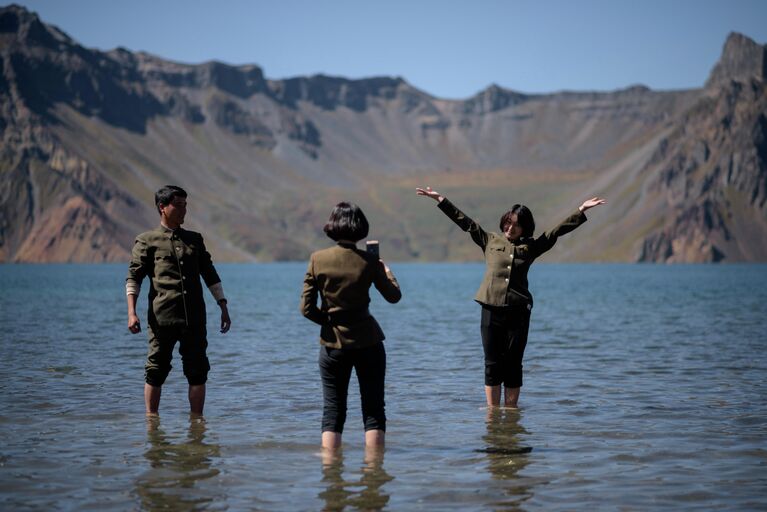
[480, 304, 531, 388]
[318, 342, 386, 433]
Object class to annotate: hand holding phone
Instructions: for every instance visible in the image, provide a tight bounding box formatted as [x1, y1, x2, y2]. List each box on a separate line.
[366, 240, 380, 258]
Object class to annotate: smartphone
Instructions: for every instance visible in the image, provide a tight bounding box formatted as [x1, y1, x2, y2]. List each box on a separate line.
[366, 240, 380, 258]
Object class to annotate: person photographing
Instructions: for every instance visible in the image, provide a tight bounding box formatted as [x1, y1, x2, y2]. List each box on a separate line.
[300, 202, 401, 451]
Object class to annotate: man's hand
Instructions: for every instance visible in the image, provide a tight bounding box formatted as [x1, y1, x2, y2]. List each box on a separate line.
[219, 303, 231, 333]
[128, 313, 141, 334]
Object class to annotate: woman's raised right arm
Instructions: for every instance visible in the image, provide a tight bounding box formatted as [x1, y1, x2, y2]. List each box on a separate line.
[416, 186, 489, 250]
[373, 260, 402, 304]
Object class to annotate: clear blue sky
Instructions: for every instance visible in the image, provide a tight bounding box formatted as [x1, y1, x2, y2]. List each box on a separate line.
[14, 0, 767, 99]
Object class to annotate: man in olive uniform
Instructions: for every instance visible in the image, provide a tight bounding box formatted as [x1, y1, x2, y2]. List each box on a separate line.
[126, 185, 231, 416]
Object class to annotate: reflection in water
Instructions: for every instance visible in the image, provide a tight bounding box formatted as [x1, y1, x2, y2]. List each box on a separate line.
[479, 408, 533, 508]
[136, 416, 223, 511]
[319, 447, 394, 511]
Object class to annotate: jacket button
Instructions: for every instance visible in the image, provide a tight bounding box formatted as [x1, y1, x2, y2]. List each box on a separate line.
[507, 265, 511, 269]
[505, 278, 509, 282]
[183, 290, 187, 294]
[182, 276, 186, 280]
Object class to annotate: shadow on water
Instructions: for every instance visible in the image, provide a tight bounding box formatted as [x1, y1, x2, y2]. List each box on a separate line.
[478, 408, 534, 509]
[135, 416, 223, 511]
[319, 447, 394, 511]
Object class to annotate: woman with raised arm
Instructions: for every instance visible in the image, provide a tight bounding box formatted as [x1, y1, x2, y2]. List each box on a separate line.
[300, 202, 402, 452]
[416, 186, 605, 408]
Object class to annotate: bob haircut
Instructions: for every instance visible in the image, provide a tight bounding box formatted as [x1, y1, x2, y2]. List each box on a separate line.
[155, 185, 187, 215]
[499, 204, 535, 238]
[323, 202, 370, 242]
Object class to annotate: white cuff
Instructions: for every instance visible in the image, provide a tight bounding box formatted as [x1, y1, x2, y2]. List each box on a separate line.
[208, 282, 225, 303]
[126, 279, 140, 296]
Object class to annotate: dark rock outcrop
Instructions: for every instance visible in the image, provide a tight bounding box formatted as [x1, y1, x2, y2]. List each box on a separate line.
[706, 32, 766, 88]
[267, 74, 405, 111]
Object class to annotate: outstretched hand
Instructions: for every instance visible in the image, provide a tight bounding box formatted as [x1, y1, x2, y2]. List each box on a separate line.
[416, 186, 444, 202]
[579, 197, 606, 212]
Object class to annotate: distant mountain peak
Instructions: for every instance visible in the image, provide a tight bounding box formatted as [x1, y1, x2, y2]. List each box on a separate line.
[461, 84, 528, 115]
[0, 4, 73, 49]
[706, 32, 766, 88]
[0, 4, 37, 29]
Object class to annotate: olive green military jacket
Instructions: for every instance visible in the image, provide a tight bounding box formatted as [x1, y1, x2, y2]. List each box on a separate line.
[300, 242, 402, 349]
[126, 226, 222, 327]
[437, 198, 587, 307]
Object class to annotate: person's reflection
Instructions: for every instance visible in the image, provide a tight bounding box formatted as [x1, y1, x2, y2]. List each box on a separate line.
[479, 407, 533, 507]
[319, 446, 393, 511]
[136, 415, 222, 511]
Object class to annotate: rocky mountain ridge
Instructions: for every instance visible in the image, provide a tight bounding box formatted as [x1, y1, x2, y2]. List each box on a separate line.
[1, 4, 765, 262]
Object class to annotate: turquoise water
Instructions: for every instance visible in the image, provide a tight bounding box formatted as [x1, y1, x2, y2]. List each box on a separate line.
[0, 263, 766, 510]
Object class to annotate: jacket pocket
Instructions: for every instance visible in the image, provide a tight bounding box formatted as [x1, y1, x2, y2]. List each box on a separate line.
[154, 250, 174, 261]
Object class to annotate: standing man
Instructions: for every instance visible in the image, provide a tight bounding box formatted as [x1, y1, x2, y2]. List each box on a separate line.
[126, 185, 231, 416]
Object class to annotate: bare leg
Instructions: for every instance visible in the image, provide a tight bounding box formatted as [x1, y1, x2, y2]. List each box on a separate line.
[504, 386, 520, 408]
[145, 383, 161, 415]
[485, 385, 501, 406]
[364, 430, 384, 462]
[322, 431, 342, 450]
[365, 429, 385, 448]
[321, 444, 341, 466]
[188, 384, 205, 415]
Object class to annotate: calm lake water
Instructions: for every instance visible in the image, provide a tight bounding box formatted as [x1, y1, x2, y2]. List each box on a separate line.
[0, 263, 766, 511]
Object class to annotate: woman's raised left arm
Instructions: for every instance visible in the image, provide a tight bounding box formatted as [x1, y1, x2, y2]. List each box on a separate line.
[531, 197, 606, 257]
[579, 197, 607, 213]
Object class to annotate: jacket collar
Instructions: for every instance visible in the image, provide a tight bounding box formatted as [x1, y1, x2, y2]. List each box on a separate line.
[157, 224, 181, 234]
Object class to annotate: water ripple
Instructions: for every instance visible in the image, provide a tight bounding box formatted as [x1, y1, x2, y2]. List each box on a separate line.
[0, 263, 766, 510]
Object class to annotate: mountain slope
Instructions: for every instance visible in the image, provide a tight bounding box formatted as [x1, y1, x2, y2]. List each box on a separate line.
[0, 5, 764, 262]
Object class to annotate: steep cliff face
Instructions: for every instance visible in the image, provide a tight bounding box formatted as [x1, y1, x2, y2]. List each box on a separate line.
[638, 34, 767, 262]
[0, 5, 765, 262]
[0, 5, 152, 262]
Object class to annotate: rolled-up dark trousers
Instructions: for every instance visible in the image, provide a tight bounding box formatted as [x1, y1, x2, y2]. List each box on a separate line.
[318, 342, 386, 433]
[480, 304, 531, 388]
[145, 323, 209, 386]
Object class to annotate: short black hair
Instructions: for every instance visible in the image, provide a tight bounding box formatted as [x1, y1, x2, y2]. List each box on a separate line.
[323, 202, 369, 242]
[154, 185, 187, 215]
[499, 204, 535, 238]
